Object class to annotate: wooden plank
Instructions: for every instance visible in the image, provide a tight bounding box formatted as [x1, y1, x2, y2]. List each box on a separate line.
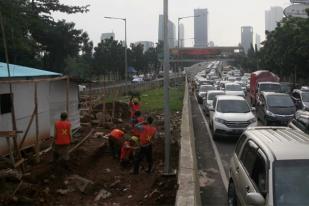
[18, 108, 36, 149]
[68, 129, 95, 154]
[0, 131, 17, 137]
[34, 82, 40, 163]
[66, 77, 70, 115]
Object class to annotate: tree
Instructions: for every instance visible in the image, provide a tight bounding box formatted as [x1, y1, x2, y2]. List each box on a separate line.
[0, 0, 89, 73]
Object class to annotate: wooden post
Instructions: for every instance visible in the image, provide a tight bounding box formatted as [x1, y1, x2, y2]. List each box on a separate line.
[34, 83, 40, 163]
[19, 107, 36, 149]
[66, 77, 70, 115]
[6, 137, 15, 166]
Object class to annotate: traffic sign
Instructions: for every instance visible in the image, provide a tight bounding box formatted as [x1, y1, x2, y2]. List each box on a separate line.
[290, 0, 309, 4]
[284, 3, 309, 18]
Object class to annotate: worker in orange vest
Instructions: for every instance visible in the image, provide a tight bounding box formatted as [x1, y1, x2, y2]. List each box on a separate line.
[53, 112, 72, 163]
[129, 96, 141, 118]
[108, 129, 125, 159]
[132, 117, 157, 174]
[120, 136, 139, 168]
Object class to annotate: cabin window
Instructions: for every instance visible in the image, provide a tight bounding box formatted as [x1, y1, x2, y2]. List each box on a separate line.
[0, 93, 12, 114]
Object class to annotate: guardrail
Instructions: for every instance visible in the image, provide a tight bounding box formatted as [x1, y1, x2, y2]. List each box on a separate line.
[81, 75, 185, 98]
[175, 77, 201, 206]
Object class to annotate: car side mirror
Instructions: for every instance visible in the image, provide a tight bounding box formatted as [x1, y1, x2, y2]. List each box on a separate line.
[251, 107, 256, 112]
[246, 192, 265, 206]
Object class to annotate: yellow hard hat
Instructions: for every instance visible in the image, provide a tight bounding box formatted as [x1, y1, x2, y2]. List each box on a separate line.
[133, 98, 139, 104]
[131, 136, 139, 143]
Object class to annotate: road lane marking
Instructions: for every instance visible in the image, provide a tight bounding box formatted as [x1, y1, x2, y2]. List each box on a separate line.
[195, 95, 229, 192]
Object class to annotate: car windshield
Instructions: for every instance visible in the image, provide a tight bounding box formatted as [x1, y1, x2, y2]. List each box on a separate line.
[225, 84, 242, 91]
[200, 86, 214, 92]
[267, 95, 294, 107]
[274, 160, 309, 206]
[208, 92, 223, 101]
[259, 84, 281, 92]
[302, 93, 309, 102]
[216, 100, 250, 113]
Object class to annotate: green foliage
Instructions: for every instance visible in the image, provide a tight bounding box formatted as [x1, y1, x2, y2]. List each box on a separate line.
[140, 86, 184, 112]
[0, 1, 161, 80]
[259, 16, 309, 81]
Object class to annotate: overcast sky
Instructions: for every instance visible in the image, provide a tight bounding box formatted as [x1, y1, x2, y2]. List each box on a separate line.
[54, 0, 291, 47]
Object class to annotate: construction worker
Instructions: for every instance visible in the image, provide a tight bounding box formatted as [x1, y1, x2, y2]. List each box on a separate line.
[53, 112, 72, 163]
[108, 128, 125, 159]
[132, 117, 157, 175]
[120, 136, 139, 168]
[129, 96, 141, 118]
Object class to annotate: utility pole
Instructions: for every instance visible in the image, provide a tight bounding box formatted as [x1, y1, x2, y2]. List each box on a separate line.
[163, 0, 171, 174]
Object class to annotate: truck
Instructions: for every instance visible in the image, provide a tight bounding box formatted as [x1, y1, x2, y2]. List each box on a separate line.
[250, 70, 280, 106]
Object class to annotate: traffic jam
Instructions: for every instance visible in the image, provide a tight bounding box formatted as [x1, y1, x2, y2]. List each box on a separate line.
[190, 61, 309, 206]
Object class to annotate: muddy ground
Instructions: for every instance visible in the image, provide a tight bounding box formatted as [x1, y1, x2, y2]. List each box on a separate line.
[0, 108, 181, 206]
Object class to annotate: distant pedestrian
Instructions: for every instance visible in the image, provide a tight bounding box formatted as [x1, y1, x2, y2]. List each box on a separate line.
[53, 112, 72, 165]
[108, 129, 125, 159]
[133, 117, 157, 174]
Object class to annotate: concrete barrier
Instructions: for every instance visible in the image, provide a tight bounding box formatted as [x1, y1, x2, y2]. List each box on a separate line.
[175, 77, 201, 206]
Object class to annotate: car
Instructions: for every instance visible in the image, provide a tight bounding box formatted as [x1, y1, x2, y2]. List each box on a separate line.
[202, 90, 225, 115]
[288, 110, 309, 134]
[280, 82, 293, 94]
[256, 92, 296, 126]
[209, 95, 257, 139]
[131, 77, 144, 83]
[228, 127, 309, 206]
[291, 89, 309, 111]
[224, 83, 245, 97]
[197, 84, 215, 104]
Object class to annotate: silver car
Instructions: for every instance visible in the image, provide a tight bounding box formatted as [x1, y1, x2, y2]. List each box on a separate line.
[228, 127, 309, 206]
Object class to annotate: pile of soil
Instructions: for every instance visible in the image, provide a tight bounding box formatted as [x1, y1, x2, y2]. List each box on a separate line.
[0, 112, 181, 206]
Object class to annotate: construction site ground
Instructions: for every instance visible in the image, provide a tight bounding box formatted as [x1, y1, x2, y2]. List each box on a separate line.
[0, 85, 184, 206]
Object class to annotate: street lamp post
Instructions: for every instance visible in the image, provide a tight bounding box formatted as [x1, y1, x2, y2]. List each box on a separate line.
[177, 15, 200, 48]
[104, 16, 128, 93]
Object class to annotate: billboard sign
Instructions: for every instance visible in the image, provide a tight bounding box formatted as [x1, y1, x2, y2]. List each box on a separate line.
[284, 3, 309, 18]
[290, 0, 309, 4]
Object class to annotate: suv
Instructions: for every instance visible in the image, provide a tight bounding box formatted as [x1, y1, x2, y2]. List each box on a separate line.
[291, 89, 309, 111]
[288, 110, 309, 134]
[228, 127, 309, 206]
[256, 92, 296, 126]
[209, 95, 257, 139]
[224, 83, 245, 97]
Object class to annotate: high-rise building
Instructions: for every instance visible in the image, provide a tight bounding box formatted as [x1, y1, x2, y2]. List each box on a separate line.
[134, 41, 154, 53]
[100, 32, 115, 41]
[255, 34, 261, 51]
[194, 8, 208, 48]
[158, 15, 176, 48]
[265, 7, 283, 32]
[241, 26, 253, 54]
[178, 23, 185, 48]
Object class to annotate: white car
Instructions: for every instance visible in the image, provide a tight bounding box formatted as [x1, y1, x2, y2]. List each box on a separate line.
[224, 83, 245, 97]
[132, 77, 144, 83]
[210, 95, 257, 139]
[203, 90, 225, 115]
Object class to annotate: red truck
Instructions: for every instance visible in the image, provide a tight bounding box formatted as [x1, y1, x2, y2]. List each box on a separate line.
[250, 70, 280, 106]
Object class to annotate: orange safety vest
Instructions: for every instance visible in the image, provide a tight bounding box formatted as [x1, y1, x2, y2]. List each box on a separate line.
[110, 129, 125, 140]
[139, 125, 157, 146]
[55, 120, 71, 145]
[120, 141, 133, 161]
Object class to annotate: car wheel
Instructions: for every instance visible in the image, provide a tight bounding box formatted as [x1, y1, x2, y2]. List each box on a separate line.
[212, 125, 218, 141]
[227, 181, 238, 206]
